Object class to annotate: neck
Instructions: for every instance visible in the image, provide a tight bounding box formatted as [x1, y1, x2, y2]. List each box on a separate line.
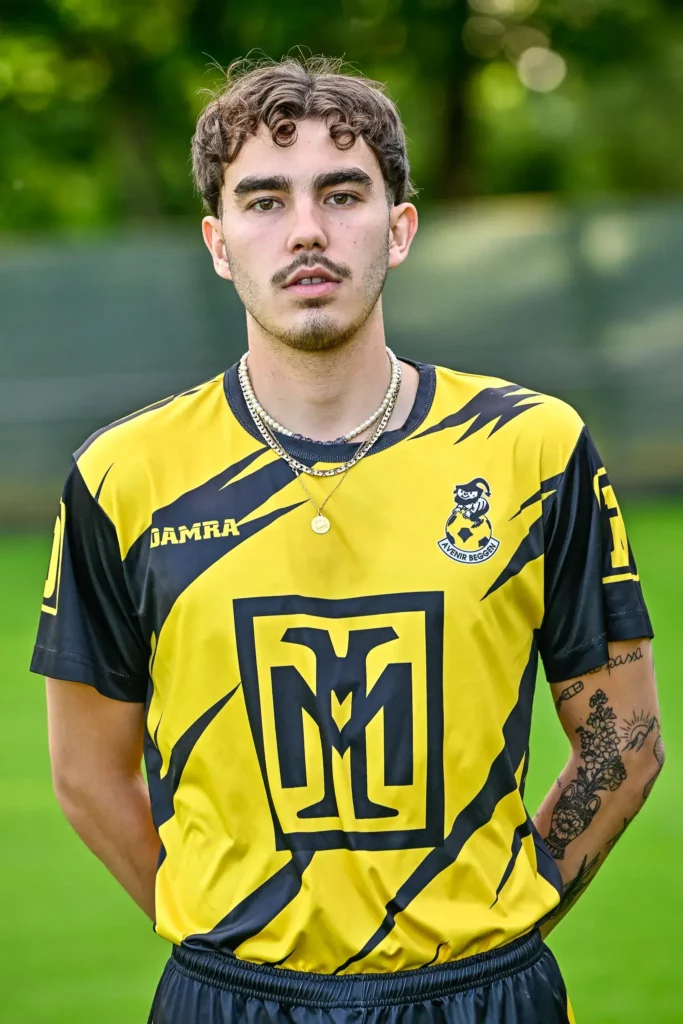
[243, 304, 419, 442]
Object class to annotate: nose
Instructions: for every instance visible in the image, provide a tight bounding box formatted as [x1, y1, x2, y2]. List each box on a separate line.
[286, 196, 329, 253]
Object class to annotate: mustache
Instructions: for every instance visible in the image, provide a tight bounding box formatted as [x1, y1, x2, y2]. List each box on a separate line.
[271, 254, 352, 288]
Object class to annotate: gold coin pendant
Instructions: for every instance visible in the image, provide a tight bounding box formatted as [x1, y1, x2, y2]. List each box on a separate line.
[311, 514, 331, 534]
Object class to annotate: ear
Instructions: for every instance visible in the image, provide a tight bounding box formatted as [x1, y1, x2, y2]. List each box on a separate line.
[388, 202, 418, 270]
[201, 216, 233, 282]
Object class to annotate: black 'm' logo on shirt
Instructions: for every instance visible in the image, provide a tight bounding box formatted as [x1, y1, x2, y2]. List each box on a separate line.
[234, 593, 445, 852]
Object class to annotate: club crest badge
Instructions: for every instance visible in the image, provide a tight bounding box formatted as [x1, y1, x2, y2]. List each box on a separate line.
[438, 477, 499, 564]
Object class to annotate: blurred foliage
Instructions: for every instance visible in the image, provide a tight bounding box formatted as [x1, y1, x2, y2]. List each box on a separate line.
[1, 0, 683, 229]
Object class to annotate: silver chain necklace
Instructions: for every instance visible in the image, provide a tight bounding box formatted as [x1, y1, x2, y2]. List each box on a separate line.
[239, 349, 399, 444]
[238, 351, 402, 533]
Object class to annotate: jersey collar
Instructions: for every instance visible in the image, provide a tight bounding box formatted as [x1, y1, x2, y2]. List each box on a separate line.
[223, 357, 436, 464]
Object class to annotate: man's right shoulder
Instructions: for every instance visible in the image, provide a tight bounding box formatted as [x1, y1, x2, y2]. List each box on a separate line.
[75, 373, 225, 469]
[68, 372, 259, 557]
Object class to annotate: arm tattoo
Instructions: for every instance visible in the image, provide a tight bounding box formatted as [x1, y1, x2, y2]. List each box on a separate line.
[587, 647, 643, 675]
[556, 680, 584, 711]
[643, 734, 665, 800]
[620, 711, 658, 752]
[544, 689, 626, 859]
[643, 774, 658, 800]
[544, 853, 601, 922]
[605, 816, 631, 851]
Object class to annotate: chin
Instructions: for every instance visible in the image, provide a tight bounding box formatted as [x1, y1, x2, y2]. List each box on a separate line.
[268, 310, 369, 353]
[278, 323, 355, 353]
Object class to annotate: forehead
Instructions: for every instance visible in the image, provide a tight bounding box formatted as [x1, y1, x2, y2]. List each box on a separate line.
[223, 117, 384, 191]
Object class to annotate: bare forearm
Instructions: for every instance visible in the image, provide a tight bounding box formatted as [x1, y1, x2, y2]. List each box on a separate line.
[56, 771, 160, 920]
[534, 642, 664, 936]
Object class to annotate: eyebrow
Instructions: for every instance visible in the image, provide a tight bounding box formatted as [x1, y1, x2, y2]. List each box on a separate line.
[312, 168, 374, 192]
[233, 174, 293, 197]
[232, 167, 374, 198]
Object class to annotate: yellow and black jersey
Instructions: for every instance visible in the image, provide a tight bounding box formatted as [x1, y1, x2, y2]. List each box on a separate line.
[31, 359, 652, 974]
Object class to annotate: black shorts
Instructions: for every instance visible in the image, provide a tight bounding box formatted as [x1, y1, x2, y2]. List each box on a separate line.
[148, 929, 575, 1023]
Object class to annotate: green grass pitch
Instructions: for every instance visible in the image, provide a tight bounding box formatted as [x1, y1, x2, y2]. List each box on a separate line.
[1, 501, 681, 1023]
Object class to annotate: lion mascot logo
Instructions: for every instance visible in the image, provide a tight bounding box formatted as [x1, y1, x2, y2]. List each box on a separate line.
[438, 477, 500, 564]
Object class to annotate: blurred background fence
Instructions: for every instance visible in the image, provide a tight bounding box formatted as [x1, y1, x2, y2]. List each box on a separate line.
[4, 0, 683, 526]
[2, 196, 682, 526]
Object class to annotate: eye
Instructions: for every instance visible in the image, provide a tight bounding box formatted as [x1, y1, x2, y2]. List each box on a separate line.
[250, 197, 282, 212]
[326, 192, 356, 207]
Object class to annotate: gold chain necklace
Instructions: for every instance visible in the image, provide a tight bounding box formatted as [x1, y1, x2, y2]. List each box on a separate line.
[238, 354, 400, 478]
[295, 470, 349, 534]
[238, 351, 402, 533]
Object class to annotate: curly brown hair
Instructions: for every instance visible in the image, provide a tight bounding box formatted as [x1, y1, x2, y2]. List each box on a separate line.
[191, 55, 415, 216]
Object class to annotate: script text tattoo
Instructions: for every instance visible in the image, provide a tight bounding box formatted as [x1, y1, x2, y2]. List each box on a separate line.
[587, 647, 643, 675]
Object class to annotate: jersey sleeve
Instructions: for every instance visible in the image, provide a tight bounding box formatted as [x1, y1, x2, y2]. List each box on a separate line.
[538, 426, 653, 683]
[30, 459, 149, 701]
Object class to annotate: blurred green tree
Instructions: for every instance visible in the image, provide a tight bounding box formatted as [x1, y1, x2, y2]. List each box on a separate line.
[1, 0, 683, 229]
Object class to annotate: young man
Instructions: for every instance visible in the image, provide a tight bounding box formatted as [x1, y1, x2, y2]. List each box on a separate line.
[33, 57, 663, 1023]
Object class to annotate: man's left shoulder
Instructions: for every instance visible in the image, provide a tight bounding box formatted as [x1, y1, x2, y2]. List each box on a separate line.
[428, 363, 584, 447]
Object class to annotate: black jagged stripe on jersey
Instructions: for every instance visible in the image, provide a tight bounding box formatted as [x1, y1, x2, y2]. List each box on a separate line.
[508, 474, 563, 521]
[411, 384, 542, 444]
[94, 462, 114, 503]
[529, 818, 563, 898]
[418, 942, 450, 970]
[149, 632, 159, 676]
[333, 641, 538, 974]
[147, 497, 307, 638]
[145, 715, 168, 864]
[122, 443, 268, 572]
[183, 850, 315, 957]
[260, 949, 296, 967]
[481, 516, 544, 601]
[123, 446, 272, 583]
[490, 816, 532, 907]
[154, 504, 304, 639]
[124, 452, 305, 636]
[519, 747, 530, 797]
[74, 379, 215, 459]
[145, 683, 241, 833]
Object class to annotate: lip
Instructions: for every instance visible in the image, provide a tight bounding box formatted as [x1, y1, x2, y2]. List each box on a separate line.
[283, 266, 342, 297]
[285, 279, 341, 298]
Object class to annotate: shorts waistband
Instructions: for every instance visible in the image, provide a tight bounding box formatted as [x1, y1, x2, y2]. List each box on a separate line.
[171, 930, 544, 1008]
